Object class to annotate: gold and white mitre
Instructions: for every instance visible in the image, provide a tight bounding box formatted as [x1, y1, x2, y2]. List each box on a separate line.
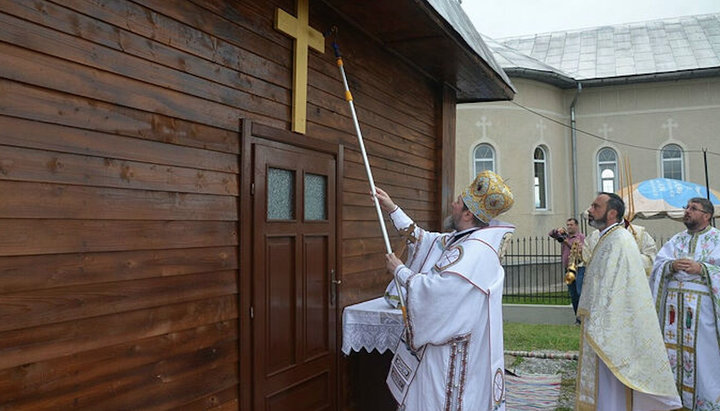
[461, 170, 514, 223]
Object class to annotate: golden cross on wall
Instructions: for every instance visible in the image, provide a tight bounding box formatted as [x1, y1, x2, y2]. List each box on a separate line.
[275, 0, 325, 134]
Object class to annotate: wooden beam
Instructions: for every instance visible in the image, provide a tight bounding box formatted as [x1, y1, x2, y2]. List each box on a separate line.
[438, 84, 456, 228]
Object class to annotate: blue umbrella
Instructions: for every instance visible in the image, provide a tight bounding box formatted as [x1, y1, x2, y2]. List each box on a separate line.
[620, 178, 720, 220]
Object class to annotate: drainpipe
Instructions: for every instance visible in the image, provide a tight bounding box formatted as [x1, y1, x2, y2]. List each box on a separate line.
[570, 82, 582, 220]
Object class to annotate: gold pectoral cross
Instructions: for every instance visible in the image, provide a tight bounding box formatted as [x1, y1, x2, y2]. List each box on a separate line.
[275, 0, 325, 134]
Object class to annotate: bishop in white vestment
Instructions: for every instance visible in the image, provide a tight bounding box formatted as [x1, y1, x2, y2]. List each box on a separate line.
[650, 197, 720, 410]
[577, 193, 681, 411]
[378, 171, 514, 411]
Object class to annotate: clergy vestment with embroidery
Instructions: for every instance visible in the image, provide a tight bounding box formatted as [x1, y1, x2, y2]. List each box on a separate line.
[384, 207, 513, 411]
[629, 225, 658, 277]
[577, 224, 681, 410]
[582, 224, 657, 278]
[650, 226, 720, 410]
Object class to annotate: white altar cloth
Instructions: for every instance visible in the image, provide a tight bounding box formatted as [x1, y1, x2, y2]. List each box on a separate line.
[341, 297, 404, 355]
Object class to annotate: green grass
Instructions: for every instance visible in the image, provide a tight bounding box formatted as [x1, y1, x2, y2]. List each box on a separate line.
[503, 322, 580, 352]
[503, 292, 571, 305]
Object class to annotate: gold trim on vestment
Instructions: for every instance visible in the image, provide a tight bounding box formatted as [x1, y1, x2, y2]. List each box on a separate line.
[578, 223, 679, 406]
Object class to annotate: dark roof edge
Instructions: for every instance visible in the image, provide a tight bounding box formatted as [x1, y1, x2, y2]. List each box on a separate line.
[505, 67, 720, 88]
[503, 68, 577, 88]
[578, 68, 720, 87]
[318, 0, 515, 101]
[420, 0, 516, 97]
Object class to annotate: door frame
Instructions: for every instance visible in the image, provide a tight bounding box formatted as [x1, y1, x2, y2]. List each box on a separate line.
[239, 119, 343, 410]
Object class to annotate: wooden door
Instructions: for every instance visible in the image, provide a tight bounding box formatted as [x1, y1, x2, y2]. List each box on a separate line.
[251, 141, 337, 410]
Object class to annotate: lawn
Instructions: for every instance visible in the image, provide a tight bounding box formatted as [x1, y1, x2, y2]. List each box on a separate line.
[503, 321, 580, 352]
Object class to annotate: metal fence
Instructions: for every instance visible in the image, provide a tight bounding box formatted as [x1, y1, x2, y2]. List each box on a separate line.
[502, 234, 667, 304]
[502, 236, 568, 304]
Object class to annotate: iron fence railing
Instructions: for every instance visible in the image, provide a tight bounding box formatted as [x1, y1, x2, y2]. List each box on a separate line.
[502, 236, 567, 304]
[501, 234, 666, 304]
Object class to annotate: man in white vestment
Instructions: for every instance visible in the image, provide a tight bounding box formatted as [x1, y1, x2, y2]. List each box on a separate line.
[378, 171, 515, 411]
[577, 192, 681, 410]
[650, 197, 720, 410]
[582, 221, 657, 278]
[626, 223, 658, 277]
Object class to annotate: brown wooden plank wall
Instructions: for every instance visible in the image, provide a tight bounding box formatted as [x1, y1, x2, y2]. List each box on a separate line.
[0, 0, 441, 408]
[305, 3, 441, 307]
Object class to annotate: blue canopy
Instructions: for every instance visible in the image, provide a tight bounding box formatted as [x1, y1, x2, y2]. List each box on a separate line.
[620, 178, 720, 220]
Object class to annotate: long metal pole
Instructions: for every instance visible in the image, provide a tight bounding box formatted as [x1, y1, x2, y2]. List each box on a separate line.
[332, 40, 408, 318]
[570, 83, 581, 220]
[704, 148, 716, 227]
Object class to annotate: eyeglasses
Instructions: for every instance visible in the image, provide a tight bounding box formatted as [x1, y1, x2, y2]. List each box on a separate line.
[683, 205, 710, 214]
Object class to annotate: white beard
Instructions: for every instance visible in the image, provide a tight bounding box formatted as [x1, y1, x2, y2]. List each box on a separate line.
[443, 215, 456, 231]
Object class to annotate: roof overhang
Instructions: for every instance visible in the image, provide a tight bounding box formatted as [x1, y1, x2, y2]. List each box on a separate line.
[577, 67, 720, 88]
[511, 67, 720, 89]
[503, 68, 577, 88]
[319, 0, 515, 102]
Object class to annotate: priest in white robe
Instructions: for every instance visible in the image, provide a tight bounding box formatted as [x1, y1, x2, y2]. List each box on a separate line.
[577, 192, 681, 410]
[378, 171, 514, 411]
[582, 221, 657, 278]
[650, 197, 720, 410]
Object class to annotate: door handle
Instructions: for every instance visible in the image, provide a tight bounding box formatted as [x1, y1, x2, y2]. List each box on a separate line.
[330, 269, 340, 305]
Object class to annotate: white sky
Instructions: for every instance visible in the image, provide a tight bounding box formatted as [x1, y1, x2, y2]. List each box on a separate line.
[461, 0, 720, 39]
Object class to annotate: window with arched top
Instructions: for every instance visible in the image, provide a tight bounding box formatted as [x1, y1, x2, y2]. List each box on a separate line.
[661, 144, 684, 180]
[597, 147, 618, 193]
[601, 169, 615, 192]
[473, 143, 495, 175]
[533, 146, 548, 210]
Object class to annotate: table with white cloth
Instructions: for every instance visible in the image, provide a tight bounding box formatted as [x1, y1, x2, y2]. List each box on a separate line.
[341, 297, 404, 355]
[341, 297, 403, 409]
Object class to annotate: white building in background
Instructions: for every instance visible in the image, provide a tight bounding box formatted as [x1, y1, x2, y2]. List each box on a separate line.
[457, 13, 720, 239]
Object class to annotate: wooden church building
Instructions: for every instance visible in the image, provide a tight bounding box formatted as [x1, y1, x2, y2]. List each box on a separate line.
[0, 0, 513, 409]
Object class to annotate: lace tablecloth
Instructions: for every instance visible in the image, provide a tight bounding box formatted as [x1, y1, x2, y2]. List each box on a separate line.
[341, 297, 404, 355]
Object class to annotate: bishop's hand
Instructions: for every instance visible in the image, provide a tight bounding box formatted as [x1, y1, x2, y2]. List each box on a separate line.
[374, 187, 397, 213]
[386, 253, 403, 275]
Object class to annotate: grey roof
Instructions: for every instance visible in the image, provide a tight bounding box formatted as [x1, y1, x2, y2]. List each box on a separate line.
[491, 13, 720, 86]
[425, 0, 516, 93]
[323, 0, 516, 100]
[482, 36, 576, 87]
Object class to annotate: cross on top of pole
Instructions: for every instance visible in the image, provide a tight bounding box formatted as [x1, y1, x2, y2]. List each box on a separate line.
[275, 0, 325, 134]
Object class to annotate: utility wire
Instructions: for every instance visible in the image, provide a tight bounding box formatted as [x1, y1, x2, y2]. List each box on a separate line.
[509, 100, 720, 157]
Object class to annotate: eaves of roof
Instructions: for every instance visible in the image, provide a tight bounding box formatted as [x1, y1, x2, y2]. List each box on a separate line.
[320, 0, 516, 102]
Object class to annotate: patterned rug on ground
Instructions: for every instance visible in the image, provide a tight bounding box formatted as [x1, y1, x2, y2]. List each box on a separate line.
[505, 373, 561, 410]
